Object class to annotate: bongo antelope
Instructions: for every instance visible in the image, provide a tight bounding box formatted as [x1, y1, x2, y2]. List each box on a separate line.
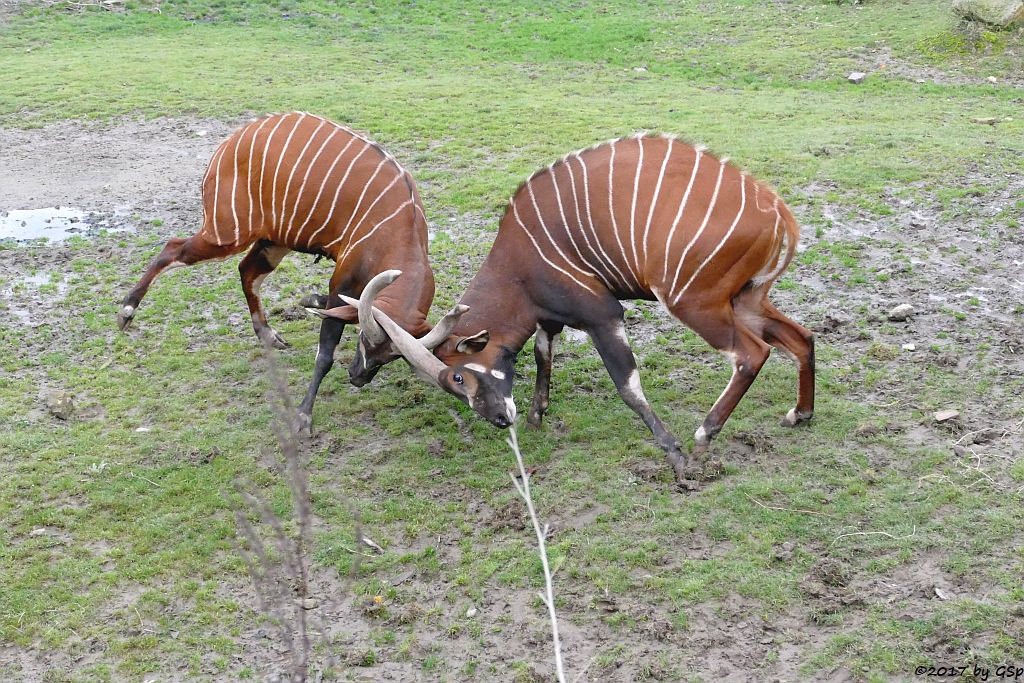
[356, 134, 815, 483]
[116, 112, 461, 432]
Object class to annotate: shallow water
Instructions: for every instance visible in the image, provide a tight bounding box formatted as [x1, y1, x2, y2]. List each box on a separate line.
[0, 207, 128, 242]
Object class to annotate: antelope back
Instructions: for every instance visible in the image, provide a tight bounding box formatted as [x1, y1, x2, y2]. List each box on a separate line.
[200, 112, 425, 262]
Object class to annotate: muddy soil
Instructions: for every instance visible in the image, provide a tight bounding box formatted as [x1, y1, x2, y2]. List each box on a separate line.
[1, 118, 1022, 682]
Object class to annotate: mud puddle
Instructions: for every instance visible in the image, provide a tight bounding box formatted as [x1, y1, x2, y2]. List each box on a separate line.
[0, 207, 132, 243]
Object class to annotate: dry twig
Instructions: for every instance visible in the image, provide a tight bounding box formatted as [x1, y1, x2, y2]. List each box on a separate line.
[507, 426, 566, 683]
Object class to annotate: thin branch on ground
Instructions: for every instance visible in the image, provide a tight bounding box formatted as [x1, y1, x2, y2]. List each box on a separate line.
[507, 426, 566, 683]
[743, 493, 837, 519]
[829, 525, 917, 548]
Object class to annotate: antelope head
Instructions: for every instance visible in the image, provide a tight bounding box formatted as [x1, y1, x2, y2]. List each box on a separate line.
[345, 274, 517, 429]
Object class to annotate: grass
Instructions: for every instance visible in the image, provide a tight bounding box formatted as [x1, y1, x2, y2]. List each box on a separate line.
[1, 1, 1023, 681]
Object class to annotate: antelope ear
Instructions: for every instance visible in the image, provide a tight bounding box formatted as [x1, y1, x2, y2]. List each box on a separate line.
[454, 330, 489, 354]
[306, 305, 358, 323]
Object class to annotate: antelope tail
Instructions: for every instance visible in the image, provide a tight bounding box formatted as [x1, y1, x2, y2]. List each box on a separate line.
[751, 200, 800, 288]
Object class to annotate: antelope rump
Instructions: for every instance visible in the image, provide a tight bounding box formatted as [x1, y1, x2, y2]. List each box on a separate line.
[363, 134, 816, 485]
[116, 111, 459, 433]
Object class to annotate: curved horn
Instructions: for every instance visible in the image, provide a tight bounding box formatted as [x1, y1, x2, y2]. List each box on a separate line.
[417, 304, 469, 350]
[341, 294, 446, 387]
[358, 269, 402, 344]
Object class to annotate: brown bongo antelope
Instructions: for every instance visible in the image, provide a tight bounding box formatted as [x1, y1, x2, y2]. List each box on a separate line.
[353, 134, 815, 483]
[116, 111, 462, 432]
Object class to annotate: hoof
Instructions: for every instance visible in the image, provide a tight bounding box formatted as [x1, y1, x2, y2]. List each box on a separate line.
[525, 412, 543, 429]
[116, 305, 135, 331]
[781, 408, 813, 428]
[668, 448, 702, 488]
[299, 293, 328, 309]
[294, 412, 313, 438]
[258, 328, 290, 350]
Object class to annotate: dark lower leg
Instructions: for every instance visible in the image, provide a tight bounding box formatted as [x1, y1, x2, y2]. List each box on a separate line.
[691, 328, 771, 458]
[296, 316, 346, 434]
[761, 304, 815, 425]
[527, 323, 562, 428]
[588, 320, 696, 481]
[118, 234, 239, 329]
[239, 242, 290, 349]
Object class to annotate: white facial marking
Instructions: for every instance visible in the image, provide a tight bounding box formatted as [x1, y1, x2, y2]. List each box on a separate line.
[490, 369, 506, 380]
[464, 363, 487, 373]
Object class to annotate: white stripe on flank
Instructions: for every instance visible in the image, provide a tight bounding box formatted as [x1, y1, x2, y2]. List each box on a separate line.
[327, 157, 389, 248]
[305, 142, 372, 246]
[245, 117, 273, 237]
[298, 137, 363, 245]
[335, 171, 406, 251]
[607, 141, 640, 288]
[753, 208, 787, 286]
[563, 156, 616, 290]
[667, 156, 724, 299]
[229, 126, 247, 244]
[526, 177, 596, 279]
[209, 142, 229, 246]
[338, 197, 415, 262]
[642, 138, 673, 269]
[660, 148, 704, 281]
[547, 166, 607, 287]
[512, 200, 597, 295]
[257, 114, 292, 232]
[270, 113, 307, 237]
[279, 119, 327, 241]
[629, 136, 644, 276]
[284, 126, 341, 242]
[673, 169, 747, 305]
[576, 155, 631, 289]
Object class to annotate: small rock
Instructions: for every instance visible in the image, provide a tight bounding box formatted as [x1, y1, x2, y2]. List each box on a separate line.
[887, 303, 915, 321]
[29, 527, 50, 537]
[854, 423, 879, 438]
[902, 343, 916, 351]
[847, 72, 867, 84]
[633, 66, 648, 73]
[45, 390, 74, 420]
[466, 607, 478, 618]
[135, 426, 151, 433]
[972, 117, 999, 125]
[934, 409, 960, 423]
[915, 78, 927, 84]
[932, 586, 951, 601]
[986, 76, 998, 83]
[195, 129, 209, 137]
[299, 597, 320, 610]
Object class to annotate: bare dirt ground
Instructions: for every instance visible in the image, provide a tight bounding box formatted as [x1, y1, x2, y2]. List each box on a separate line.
[1, 118, 1022, 682]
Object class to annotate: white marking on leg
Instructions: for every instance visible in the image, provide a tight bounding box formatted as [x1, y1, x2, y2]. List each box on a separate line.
[121, 305, 135, 317]
[511, 200, 598, 295]
[629, 136, 644, 276]
[607, 141, 640, 288]
[614, 324, 629, 346]
[279, 118, 328, 240]
[673, 167, 747, 305]
[625, 369, 647, 402]
[284, 126, 341, 242]
[575, 155, 631, 289]
[535, 326, 551, 357]
[526, 178, 596, 280]
[694, 425, 709, 445]
[642, 139, 673, 268]
[661, 148, 703, 281]
[301, 138, 366, 246]
[668, 158, 726, 303]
